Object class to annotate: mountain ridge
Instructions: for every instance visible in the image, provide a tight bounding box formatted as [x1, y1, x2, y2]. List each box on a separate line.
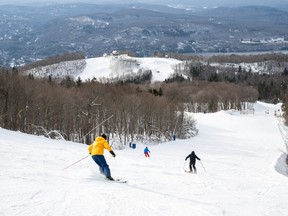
[1, 4, 288, 67]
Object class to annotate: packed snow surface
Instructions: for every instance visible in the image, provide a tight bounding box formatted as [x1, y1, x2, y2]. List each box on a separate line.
[1, 101, 288, 216]
[79, 55, 182, 83]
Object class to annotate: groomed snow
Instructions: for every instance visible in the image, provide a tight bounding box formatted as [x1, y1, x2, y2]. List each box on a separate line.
[79, 55, 183, 83]
[1, 101, 288, 216]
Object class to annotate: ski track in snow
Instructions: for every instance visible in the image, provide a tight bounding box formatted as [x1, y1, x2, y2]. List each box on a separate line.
[1, 101, 288, 216]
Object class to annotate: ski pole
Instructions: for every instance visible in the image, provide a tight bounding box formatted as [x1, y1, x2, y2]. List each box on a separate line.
[200, 160, 207, 172]
[183, 160, 187, 170]
[63, 155, 90, 170]
[81, 115, 114, 143]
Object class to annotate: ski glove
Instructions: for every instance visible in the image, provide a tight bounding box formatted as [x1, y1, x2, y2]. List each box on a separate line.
[110, 151, 116, 157]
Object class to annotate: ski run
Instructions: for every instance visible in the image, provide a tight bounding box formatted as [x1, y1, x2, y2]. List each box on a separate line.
[0, 101, 288, 216]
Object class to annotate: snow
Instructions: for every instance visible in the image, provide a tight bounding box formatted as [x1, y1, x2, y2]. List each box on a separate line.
[23, 55, 182, 83]
[79, 55, 183, 83]
[25, 54, 288, 83]
[1, 101, 288, 216]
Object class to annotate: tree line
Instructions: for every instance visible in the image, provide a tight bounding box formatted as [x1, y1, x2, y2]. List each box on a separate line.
[0, 67, 197, 146]
[0, 67, 257, 147]
[2, 52, 288, 147]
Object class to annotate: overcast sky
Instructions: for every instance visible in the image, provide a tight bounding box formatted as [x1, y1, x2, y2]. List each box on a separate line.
[0, 0, 287, 7]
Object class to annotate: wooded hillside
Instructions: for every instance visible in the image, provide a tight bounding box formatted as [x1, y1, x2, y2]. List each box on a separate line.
[1, 53, 288, 146]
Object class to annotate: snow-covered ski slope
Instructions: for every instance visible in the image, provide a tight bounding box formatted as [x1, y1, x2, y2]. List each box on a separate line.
[1, 101, 288, 216]
[78, 55, 182, 83]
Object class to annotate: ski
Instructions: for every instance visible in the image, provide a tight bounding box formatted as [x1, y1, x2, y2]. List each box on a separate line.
[185, 170, 195, 174]
[105, 178, 127, 183]
[114, 179, 127, 183]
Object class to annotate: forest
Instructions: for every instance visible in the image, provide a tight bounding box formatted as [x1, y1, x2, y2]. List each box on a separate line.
[1, 52, 288, 147]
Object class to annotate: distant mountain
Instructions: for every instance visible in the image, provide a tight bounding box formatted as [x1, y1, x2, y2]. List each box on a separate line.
[1, 4, 288, 67]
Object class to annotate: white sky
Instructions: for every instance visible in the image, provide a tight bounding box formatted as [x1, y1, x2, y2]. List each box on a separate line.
[1, 101, 287, 215]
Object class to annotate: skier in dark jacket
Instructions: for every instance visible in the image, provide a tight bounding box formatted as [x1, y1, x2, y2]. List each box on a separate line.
[185, 151, 200, 173]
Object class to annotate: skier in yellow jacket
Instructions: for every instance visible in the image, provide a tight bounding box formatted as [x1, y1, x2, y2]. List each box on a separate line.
[88, 134, 116, 181]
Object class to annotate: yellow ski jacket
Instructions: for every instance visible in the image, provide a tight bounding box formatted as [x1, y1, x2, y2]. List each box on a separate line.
[88, 136, 113, 156]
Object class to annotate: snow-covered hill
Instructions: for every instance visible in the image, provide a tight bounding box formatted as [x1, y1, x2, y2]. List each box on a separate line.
[24, 55, 183, 83]
[80, 55, 183, 83]
[23, 53, 288, 83]
[1, 101, 288, 216]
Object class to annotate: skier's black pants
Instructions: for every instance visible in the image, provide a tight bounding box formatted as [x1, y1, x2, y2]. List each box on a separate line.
[189, 163, 197, 173]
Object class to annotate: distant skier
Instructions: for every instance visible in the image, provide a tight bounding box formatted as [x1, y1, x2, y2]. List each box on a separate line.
[144, 146, 150, 158]
[88, 134, 116, 181]
[172, 134, 176, 141]
[185, 151, 200, 173]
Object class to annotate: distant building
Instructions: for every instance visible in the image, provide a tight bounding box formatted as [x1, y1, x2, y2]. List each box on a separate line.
[112, 50, 119, 56]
